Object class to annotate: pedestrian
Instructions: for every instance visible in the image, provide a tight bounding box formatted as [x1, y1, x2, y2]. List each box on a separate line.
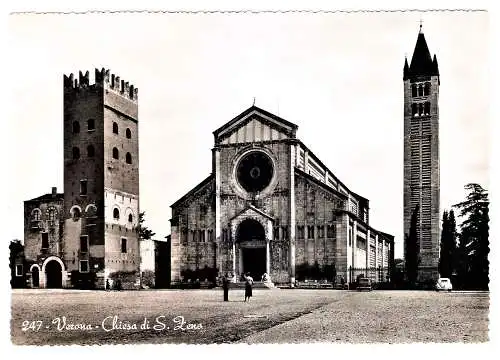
[244, 272, 253, 302]
[222, 273, 229, 302]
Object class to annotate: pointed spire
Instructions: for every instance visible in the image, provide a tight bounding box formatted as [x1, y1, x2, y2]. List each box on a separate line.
[405, 28, 439, 78]
[432, 54, 439, 76]
[404, 57, 410, 80]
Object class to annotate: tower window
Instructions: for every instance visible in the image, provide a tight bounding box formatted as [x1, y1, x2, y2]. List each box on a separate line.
[307, 226, 315, 239]
[80, 235, 89, 253]
[128, 214, 133, 223]
[32, 209, 41, 221]
[424, 102, 431, 115]
[418, 84, 424, 97]
[73, 121, 80, 134]
[419, 103, 424, 116]
[41, 233, 49, 249]
[87, 119, 95, 131]
[412, 104, 418, 117]
[113, 208, 120, 220]
[80, 180, 87, 195]
[121, 238, 127, 253]
[126, 152, 132, 164]
[297, 226, 304, 239]
[72, 147, 80, 160]
[113, 122, 119, 134]
[411, 84, 417, 97]
[87, 145, 95, 158]
[126, 128, 131, 139]
[424, 82, 431, 96]
[112, 147, 119, 159]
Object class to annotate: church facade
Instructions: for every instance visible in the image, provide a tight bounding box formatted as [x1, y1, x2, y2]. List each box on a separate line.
[170, 106, 394, 286]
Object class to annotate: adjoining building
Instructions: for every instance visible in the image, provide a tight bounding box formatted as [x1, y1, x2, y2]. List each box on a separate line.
[403, 28, 441, 282]
[23, 69, 141, 289]
[170, 106, 394, 286]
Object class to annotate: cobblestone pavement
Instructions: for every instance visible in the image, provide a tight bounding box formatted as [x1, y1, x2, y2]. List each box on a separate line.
[11, 289, 488, 345]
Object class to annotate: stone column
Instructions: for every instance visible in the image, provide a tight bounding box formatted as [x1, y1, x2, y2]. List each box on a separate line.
[289, 144, 296, 286]
[232, 241, 236, 282]
[214, 148, 222, 273]
[366, 229, 370, 272]
[266, 240, 270, 275]
[352, 220, 358, 269]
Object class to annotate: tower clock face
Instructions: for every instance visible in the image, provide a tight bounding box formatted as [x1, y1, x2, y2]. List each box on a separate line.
[236, 151, 274, 192]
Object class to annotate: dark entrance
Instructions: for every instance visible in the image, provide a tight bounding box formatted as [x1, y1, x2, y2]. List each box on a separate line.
[32, 267, 39, 288]
[45, 260, 62, 288]
[242, 248, 266, 280]
[236, 219, 267, 280]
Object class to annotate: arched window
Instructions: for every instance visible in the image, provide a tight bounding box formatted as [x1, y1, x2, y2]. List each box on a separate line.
[419, 103, 424, 116]
[112, 147, 119, 159]
[72, 147, 80, 160]
[113, 122, 119, 134]
[87, 119, 95, 131]
[87, 145, 95, 158]
[71, 206, 81, 220]
[424, 82, 431, 96]
[86, 204, 97, 218]
[73, 121, 80, 134]
[32, 209, 41, 221]
[128, 214, 133, 223]
[126, 128, 131, 139]
[412, 103, 418, 117]
[418, 84, 424, 97]
[126, 152, 132, 164]
[411, 84, 417, 97]
[113, 208, 120, 220]
[424, 102, 431, 115]
[48, 208, 56, 222]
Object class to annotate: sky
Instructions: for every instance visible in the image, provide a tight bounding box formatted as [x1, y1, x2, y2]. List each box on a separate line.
[7, 10, 490, 259]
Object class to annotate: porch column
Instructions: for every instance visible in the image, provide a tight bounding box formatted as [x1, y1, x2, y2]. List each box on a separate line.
[266, 240, 270, 275]
[232, 241, 236, 281]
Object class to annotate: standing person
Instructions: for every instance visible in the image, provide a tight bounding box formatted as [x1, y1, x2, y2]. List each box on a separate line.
[244, 272, 254, 302]
[222, 273, 229, 302]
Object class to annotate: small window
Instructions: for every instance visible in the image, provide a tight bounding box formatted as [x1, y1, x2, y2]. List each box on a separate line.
[424, 82, 431, 96]
[86, 204, 97, 218]
[128, 213, 133, 223]
[412, 103, 417, 117]
[126, 128, 131, 139]
[274, 227, 280, 240]
[41, 233, 49, 249]
[15, 264, 23, 277]
[32, 209, 41, 221]
[281, 226, 289, 241]
[126, 152, 132, 164]
[317, 225, 324, 238]
[424, 102, 431, 115]
[113, 208, 120, 220]
[327, 225, 336, 238]
[199, 230, 205, 243]
[418, 84, 424, 97]
[297, 226, 304, 239]
[79, 260, 89, 273]
[307, 226, 314, 239]
[112, 147, 119, 160]
[72, 147, 80, 160]
[73, 121, 80, 134]
[121, 238, 127, 253]
[87, 119, 95, 131]
[208, 229, 214, 242]
[87, 145, 95, 157]
[411, 84, 417, 97]
[80, 235, 89, 253]
[48, 208, 56, 222]
[80, 180, 87, 195]
[113, 122, 119, 134]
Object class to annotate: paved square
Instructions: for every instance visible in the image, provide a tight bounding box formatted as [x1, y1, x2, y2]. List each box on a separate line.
[11, 289, 489, 345]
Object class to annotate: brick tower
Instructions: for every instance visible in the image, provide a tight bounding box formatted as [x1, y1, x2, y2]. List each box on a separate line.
[63, 69, 140, 289]
[403, 27, 440, 282]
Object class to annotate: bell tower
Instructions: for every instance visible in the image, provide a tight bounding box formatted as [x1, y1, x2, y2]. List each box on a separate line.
[403, 27, 440, 282]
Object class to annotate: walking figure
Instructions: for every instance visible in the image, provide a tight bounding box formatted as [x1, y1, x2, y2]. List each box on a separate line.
[244, 272, 253, 302]
[222, 273, 229, 302]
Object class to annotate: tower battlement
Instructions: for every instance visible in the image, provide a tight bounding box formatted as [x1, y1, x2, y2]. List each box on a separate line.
[63, 68, 138, 101]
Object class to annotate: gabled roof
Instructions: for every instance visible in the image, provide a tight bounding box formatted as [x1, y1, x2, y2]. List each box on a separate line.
[404, 30, 439, 79]
[25, 193, 64, 203]
[170, 174, 214, 208]
[230, 204, 274, 222]
[213, 105, 298, 143]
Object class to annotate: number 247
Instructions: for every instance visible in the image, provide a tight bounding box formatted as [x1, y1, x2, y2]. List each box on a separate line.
[21, 321, 43, 331]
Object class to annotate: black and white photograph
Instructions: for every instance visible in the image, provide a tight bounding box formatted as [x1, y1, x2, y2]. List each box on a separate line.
[5, 0, 495, 351]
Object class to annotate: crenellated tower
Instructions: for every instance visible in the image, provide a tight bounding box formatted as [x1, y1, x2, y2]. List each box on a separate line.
[403, 28, 440, 282]
[63, 68, 140, 289]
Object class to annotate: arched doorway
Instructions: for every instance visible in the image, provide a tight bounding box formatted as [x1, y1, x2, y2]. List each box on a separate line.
[237, 219, 266, 280]
[31, 267, 40, 288]
[45, 260, 62, 288]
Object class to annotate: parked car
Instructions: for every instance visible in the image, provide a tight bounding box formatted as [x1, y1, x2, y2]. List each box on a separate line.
[435, 278, 453, 292]
[357, 277, 372, 291]
[334, 275, 349, 289]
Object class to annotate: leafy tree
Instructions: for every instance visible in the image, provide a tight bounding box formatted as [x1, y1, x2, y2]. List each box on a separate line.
[137, 211, 156, 241]
[439, 209, 457, 278]
[405, 204, 420, 286]
[9, 239, 25, 288]
[453, 183, 489, 290]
